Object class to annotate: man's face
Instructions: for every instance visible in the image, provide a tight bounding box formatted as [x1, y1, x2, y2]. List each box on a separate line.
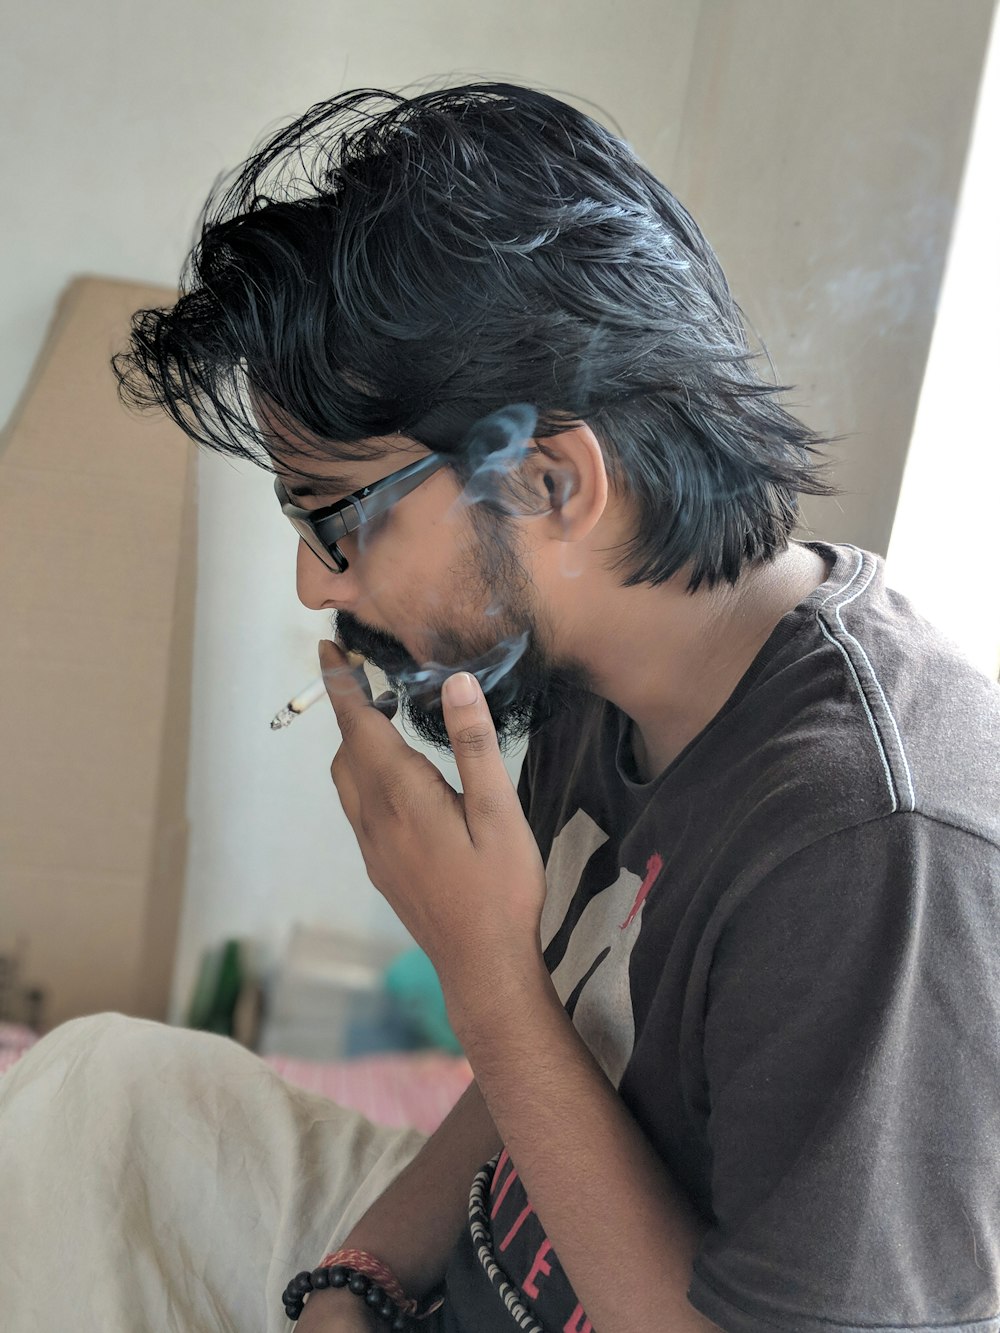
[276, 436, 587, 752]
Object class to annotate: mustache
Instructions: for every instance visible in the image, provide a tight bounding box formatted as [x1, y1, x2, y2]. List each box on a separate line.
[333, 613, 529, 705]
[333, 614, 417, 677]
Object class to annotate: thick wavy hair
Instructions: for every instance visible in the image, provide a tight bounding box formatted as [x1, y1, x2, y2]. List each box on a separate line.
[114, 81, 832, 589]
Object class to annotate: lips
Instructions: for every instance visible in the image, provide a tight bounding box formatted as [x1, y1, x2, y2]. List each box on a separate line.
[332, 629, 366, 672]
[334, 614, 418, 679]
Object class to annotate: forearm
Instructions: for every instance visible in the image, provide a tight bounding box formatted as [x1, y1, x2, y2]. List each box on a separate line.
[298, 1078, 500, 1330]
[448, 952, 718, 1333]
[341, 1077, 501, 1294]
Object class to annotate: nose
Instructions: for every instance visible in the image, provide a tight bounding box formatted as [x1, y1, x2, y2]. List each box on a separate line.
[295, 539, 359, 611]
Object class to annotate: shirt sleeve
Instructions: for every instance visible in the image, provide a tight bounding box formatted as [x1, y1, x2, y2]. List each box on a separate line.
[687, 812, 1000, 1332]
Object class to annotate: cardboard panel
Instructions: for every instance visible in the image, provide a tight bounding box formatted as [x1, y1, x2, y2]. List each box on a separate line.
[0, 276, 195, 1028]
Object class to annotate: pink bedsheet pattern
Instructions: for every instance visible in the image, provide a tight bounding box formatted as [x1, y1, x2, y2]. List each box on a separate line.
[264, 1050, 473, 1134]
[0, 1023, 36, 1069]
[0, 1025, 472, 1135]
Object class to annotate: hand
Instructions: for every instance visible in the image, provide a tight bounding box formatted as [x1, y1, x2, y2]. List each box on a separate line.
[319, 640, 547, 1002]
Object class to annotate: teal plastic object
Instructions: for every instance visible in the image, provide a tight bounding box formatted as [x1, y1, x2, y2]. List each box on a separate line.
[383, 948, 463, 1054]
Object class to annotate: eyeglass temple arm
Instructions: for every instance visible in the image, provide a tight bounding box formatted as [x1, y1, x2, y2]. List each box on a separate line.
[368, 453, 445, 506]
[314, 454, 445, 540]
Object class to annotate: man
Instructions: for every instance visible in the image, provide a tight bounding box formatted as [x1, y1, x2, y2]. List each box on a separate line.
[5, 83, 1000, 1332]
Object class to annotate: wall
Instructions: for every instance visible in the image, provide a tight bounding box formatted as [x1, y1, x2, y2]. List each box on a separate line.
[0, 1, 991, 1023]
[886, 8, 1000, 681]
[670, 0, 995, 552]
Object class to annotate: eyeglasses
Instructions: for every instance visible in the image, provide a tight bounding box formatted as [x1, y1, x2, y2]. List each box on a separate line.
[273, 452, 445, 573]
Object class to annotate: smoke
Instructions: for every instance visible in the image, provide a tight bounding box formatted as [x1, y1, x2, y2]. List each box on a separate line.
[374, 632, 528, 700]
[334, 610, 535, 746]
[454, 402, 588, 580]
[448, 403, 541, 518]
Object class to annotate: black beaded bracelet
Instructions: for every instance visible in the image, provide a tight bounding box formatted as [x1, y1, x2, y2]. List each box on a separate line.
[281, 1263, 416, 1329]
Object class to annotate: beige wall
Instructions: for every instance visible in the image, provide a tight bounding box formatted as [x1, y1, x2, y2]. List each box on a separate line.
[669, 0, 995, 551]
[0, 0, 992, 1023]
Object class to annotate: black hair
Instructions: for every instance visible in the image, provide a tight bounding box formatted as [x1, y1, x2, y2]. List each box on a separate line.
[113, 81, 833, 590]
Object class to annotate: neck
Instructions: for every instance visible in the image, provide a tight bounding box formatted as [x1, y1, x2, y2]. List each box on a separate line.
[568, 543, 830, 781]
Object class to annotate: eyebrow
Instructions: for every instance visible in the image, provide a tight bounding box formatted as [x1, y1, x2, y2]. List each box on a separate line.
[282, 474, 361, 500]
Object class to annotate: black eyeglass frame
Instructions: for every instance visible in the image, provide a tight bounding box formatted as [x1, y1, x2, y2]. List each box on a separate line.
[274, 452, 446, 573]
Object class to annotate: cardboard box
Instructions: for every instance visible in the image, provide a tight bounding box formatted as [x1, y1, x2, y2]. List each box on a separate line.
[0, 276, 195, 1028]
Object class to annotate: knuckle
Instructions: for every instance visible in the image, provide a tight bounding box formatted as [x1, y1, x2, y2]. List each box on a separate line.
[336, 713, 358, 743]
[359, 811, 378, 842]
[371, 754, 426, 819]
[469, 787, 511, 825]
[375, 770, 414, 820]
[452, 722, 495, 757]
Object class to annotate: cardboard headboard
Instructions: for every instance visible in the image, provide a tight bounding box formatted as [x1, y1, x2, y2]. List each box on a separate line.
[0, 276, 196, 1028]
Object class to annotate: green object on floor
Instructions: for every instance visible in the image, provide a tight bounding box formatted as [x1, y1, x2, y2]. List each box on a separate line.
[187, 939, 244, 1036]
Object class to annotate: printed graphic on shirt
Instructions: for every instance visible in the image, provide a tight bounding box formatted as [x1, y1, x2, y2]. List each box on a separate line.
[543, 807, 663, 1086]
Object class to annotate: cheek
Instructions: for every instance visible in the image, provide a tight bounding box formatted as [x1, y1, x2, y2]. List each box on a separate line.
[418, 469, 469, 547]
[391, 498, 466, 596]
[370, 476, 492, 631]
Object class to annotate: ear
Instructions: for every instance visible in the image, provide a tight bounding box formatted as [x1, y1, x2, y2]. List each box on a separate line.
[524, 424, 610, 543]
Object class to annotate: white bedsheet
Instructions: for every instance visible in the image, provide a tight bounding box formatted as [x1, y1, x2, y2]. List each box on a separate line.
[0, 1013, 425, 1331]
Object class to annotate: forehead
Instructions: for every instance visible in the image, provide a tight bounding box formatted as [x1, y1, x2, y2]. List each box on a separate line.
[251, 391, 419, 497]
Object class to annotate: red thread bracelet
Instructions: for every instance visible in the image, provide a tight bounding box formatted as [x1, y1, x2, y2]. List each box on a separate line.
[319, 1248, 417, 1316]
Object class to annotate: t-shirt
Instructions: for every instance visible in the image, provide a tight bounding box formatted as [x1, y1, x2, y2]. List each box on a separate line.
[441, 543, 1000, 1333]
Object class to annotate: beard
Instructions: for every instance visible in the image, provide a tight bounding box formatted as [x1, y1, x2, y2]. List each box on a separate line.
[334, 516, 589, 754]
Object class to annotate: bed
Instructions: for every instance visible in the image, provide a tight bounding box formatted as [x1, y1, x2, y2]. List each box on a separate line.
[0, 1021, 472, 1135]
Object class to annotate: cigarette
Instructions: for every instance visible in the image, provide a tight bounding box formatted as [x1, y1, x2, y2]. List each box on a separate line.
[269, 677, 327, 730]
[269, 647, 369, 730]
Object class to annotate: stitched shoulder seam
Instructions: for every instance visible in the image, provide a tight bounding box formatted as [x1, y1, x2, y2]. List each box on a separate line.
[816, 547, 916, 814]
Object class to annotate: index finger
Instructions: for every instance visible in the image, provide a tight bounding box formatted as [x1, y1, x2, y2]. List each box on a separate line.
[318, 639, 401, 746]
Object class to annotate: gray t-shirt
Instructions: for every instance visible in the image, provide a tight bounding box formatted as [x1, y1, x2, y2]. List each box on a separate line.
[442, 543, 1000, 1332]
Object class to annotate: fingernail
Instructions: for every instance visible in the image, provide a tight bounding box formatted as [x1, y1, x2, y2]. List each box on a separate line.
[444, 672, 478, 706]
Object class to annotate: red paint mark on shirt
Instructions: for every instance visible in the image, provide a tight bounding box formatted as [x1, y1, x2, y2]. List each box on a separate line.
[522, 1238, 553, 1298]
[564, 1304, 594, 1333]
[620, 851, 664, 929]
[498, 1201, 536, 1252]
